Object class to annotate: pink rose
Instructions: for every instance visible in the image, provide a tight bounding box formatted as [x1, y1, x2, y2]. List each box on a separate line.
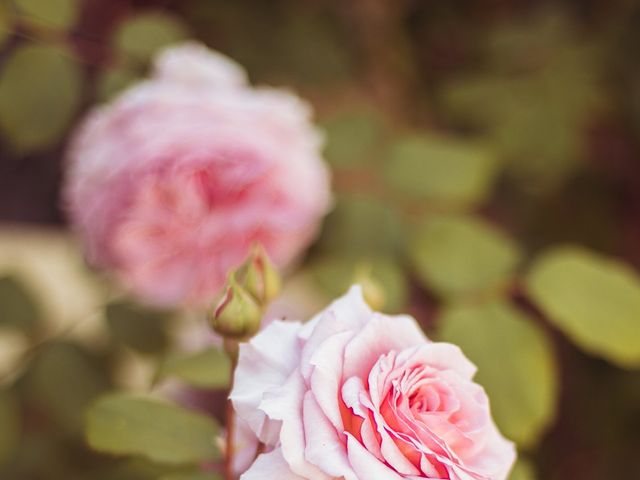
[231, 286, 516, 479]
[64, 42, 331, 307]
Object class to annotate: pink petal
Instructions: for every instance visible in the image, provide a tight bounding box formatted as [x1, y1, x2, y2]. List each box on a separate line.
[343, 313, 426, 381]
[308, 330, 355, 428]
[303, 392, 357, 480]
[298, 285, 372, 372]
[395, 343, 477, 380]
[346, 433, 404, 480]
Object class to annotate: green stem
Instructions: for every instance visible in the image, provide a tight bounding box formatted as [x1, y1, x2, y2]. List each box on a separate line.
[224, 339, 239, 480]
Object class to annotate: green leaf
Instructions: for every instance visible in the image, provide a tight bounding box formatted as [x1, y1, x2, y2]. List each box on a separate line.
[0, 275, 41, 332]
[409, 215, 521, 300]
[86, 394, 220, 465]
[14, 0, 79, 30]
[509, 458, 537, 480]
[157, 347, 231, 389]
[438, 300, 558, 448]
[310, 255, 409, 313]
[87, 457, 180, 480]
[97, 65, 140, 101]
[275, 11, 353, 85]
[24, 342, 109, 433]
[0, 389, 20, 466]
[0, 44, 82, 153]
[0, 3, 13, 48]
[106, 302, 171, 355]
[321, 108, 385, 168]
[113, 12, 189, 62]
[384, 134, 499, 208]
[526, 247, 640, 368]
[439, 9, 603, 192]
[160, 473, 222, 480]
[318, 194, 406, 256]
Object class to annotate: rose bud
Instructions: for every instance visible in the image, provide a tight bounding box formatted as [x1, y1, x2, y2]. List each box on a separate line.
[353, 262, 386, 311]
[210, 278, 262, 340]
[238, 244, 282, 306]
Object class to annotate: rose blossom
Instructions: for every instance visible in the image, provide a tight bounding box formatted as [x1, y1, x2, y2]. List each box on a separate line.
[64, 42, 330, 307]
[231, 286, 515, 479]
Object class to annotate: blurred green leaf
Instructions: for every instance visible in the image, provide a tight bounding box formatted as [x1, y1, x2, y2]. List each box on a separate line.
[275, 11, 353, 85]
[0, 389, 20, 466]
[97, 65, 140, 101]
[0, 44, 82, 153]
[15, 0, 79, 30]
[0, 430, 69, 479]
[160, 473, 222, 480]
[0, 227, 107, 330]
[0, 3, 13, 47]
[484, 7, 584, 73]
[322, 108, 385, 168]
[409, 215, 521, 300]
[509, 458, 536, 480]
[0, 274, 41, 332]
[106, 302, 171, 355]
[86, 394, 220, 465]
[526, 247, 640, 368]
[86, 457, 182, 480]
[439, 300, 557, 447]
[186, 2, 351, 85]
[310, 255, 409, 313]
[24, 343, 109, 433]
[318, 195, 406, 256]
[157, 347, 230, 389]
[113, 12, 189, 62]
[385, 134, 499, 208]
[440, 8, 603, 192]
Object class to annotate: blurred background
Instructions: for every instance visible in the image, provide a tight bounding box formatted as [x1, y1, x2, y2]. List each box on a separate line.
[1, 0, 640, 479]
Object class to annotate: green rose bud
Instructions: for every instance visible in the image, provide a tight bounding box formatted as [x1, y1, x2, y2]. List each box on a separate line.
[239, 244, 281, 305]
[210, 278, 262, 340]
[354, 263, 386, 311]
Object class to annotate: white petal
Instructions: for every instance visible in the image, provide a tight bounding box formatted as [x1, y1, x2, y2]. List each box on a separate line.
[298, 285, 371, 343]
[240, 448, 306, 480]
[154, 42, 248, 88]
[259, 371, 332, 480]
[230, 320, 302, 444]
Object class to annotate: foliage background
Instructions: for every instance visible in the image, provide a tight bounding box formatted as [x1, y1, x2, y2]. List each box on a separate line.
[1, 0, 640, 479]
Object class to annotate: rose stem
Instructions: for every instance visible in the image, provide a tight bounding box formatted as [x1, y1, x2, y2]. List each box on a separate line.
[224, 339, 239, 480]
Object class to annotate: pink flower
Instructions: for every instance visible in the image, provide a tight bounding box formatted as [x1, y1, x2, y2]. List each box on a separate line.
[231, 286, 516, 479]
[65, 42, 331, 307]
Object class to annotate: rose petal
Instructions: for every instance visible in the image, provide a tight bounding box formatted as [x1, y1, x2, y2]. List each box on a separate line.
[231, 320, 302, 444]
[308, 330, 355, 428]
[299, 285, 371, 357]
[346, 433, 404, 480]
[240, 448, 306, 480]
[303, 391, 358, 480]
[342, 313, 426, 381]
[259, 371, 332, 480]
[154, 42, 248, 88]
[395, 343, 478, 380]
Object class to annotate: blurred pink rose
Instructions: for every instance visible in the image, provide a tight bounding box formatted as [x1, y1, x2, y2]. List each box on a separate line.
[231, 286, 516, 480]
[65, 42, 330, 307]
